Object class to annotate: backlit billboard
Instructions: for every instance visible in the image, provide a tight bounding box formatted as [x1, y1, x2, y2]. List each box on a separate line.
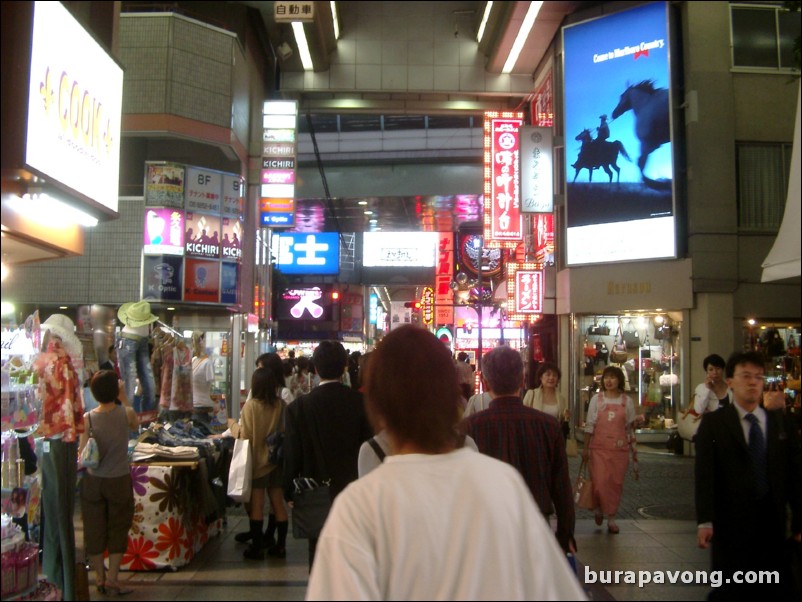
[563, 1, 675, 265]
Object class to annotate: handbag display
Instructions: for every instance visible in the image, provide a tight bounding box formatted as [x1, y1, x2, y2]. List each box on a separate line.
[610, 325, 629, 364]
[573, 459, 594, 510]
[623, 323, 640, 349]
[586, 320, 610, 336]
[291, 478, 332, 539]
[227, 437, 252, 503]
[763, 380, 786, 411]
[79, 413, 100, 469]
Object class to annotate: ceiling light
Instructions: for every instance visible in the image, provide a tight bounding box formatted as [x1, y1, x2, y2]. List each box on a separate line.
[364, 210, 374, 215]
[292, 22, 314, 71]
[477, 1, 493, 43]
[59, 306, 68, 310]
[358, 200, 368, 206]
[330, 1, 340, 40]
[502, 1, 543, 74]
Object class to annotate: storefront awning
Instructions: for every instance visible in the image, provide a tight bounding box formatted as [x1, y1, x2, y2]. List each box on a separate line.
[762, 82, 801, 282]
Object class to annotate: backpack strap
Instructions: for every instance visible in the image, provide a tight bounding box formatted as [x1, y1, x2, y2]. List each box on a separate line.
[367, 437, 386, 463]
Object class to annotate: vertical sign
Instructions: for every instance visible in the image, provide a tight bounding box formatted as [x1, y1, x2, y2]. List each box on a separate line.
[261, 100, 298, 227]
[520, 126, 554, 213]
[222, 174, 245, 218]
[563, 1, 674, 265]
[484, 112, 524, 248]
[533, 214, 555, 265]
[531, 73, 554, 127]
[506, 262, 544, 319]
[435, 232, 454, 324]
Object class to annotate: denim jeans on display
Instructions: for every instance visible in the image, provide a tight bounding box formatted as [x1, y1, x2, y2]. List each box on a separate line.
[117, 337, 156, 412]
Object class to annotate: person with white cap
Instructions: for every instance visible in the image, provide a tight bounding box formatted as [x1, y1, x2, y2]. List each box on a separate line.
[117, 301, 159, 414]
[33, 314, 85, 600]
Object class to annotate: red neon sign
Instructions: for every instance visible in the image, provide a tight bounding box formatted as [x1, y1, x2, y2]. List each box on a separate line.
[484, 112, 524, 248]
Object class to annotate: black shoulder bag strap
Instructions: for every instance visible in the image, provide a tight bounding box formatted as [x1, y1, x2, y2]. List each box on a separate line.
[367, 437, 386, 463]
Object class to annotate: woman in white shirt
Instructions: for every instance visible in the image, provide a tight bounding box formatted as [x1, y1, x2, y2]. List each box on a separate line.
[523, 362, 570, 437]
[692, 354, 732, 416]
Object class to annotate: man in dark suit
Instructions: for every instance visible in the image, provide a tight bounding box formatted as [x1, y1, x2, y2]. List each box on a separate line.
[695, 351, 801, 601]
[284, 340, 373, 569]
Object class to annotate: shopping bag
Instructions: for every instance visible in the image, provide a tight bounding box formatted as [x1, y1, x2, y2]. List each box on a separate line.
[226, 438, 252, 503]
[565, 437, 579, 458]
[291, 478, 332, 539]
[573, 460, 594, 510]
[677, 409, 701, 441]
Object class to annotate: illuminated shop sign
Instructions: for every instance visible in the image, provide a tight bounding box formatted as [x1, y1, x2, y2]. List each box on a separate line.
[421, 287, 435, 325]
[563, 1, 675, 265]
[369, 294, 379, 325]
[531, 73, 554, 127]
[142, 255, 183, 301]
[483, 112, 524, 248]
[261, 169, 296, 185]
[184, 258, 221, 303]
[435, 233, 454, 324]
[272, 232, 339, 275]
[533, 214, 555, 265]
[278, 287, 331, 320]
[362, 232, 437, 267]
[506, 262, 545, 320]
[144, 208, 184, 256]
[185, 167, 222, 213]
[221, 218, 243, 261]
[25, 0, 123, 213]
[145, 164, 185, 208]
[261, 100, 298, 227]
[185, 212, 221, 259]
[222, 174, 244, 217]
[520, 126, 554, 213]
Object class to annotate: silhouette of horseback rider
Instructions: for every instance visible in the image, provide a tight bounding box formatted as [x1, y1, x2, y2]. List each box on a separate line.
[571, 126, 631, 183]
[597, 114, 610, 141]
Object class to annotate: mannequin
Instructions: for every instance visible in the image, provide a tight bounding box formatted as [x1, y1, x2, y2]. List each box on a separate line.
[191, 332, 215, 431]
[117, 301, 158, 413]
[34, 315, 85, 600]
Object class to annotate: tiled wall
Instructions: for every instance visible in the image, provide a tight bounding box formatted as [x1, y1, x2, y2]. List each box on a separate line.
[120, 13, 235, 127]
[7, 198, 144, 305]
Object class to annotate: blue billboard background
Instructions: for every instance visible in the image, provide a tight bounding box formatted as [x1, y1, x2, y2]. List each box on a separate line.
[272, 232, 340, 275]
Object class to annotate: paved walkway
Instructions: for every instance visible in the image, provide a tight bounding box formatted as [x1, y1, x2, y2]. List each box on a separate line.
[77, 448, 714, 601]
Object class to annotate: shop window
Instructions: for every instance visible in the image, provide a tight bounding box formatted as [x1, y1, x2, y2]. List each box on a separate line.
[731, 4, 800, 70]
[574, 314, 682, 442]
[736, 142, 792, 231]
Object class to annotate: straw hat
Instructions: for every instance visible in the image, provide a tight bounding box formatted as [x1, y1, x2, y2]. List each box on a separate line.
[118, 301, 159, 328]
[41, 314, 83, 357]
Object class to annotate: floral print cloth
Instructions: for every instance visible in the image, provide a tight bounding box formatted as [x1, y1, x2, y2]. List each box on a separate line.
[33, 339, 84, 443]
[121, 464, 221, 571]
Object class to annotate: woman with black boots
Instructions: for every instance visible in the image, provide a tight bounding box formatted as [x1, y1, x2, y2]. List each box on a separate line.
[238, 361, 289, 560]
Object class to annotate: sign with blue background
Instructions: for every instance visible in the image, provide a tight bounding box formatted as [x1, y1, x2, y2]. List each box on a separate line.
[272, 232, 340, 275]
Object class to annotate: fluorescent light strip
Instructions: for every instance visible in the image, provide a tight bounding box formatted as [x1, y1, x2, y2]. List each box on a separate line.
[330, 1, 340, 40]
[477, 1, 493, 43]
[292, 21, 314, 71]
[502, 1, 543, 74]
[8, 193, 99, 227]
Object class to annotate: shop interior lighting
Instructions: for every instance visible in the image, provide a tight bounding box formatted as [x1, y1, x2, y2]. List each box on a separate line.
[1, 302, 14, 316]
[7, 191, 98, 227]
[654, 315, 665, 324]
[292, 22, 314, 71]
[747, 318, 757, 326]
[330, 1, 340, 40]
[502, 1, 543, 74]
[477, 1, 493, 43]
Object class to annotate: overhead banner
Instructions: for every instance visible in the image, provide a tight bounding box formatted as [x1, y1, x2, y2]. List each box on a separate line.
[483, 112, 524, 248]
[563, 1, 675, 266]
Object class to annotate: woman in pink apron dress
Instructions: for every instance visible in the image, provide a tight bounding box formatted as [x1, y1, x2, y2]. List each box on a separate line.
[582, 366, 636, 534]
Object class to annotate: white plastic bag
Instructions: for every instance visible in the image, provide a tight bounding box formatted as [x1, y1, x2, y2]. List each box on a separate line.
[227, 438, 252, 503]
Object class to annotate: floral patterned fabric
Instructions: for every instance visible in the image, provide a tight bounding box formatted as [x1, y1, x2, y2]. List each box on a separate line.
[33, 340, 84, 443]
[121, 464, 221, 571]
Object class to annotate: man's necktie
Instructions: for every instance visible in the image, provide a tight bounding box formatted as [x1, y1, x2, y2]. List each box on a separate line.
[745, 413, 768, 497]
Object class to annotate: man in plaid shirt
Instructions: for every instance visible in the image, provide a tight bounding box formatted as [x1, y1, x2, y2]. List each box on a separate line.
[462, 346, 576, 553]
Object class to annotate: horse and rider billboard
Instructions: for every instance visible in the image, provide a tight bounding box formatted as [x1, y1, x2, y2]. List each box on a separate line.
[563, 1, 676, 266]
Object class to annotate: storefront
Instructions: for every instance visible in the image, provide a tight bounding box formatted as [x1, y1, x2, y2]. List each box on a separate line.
[557, 259, 694, 444]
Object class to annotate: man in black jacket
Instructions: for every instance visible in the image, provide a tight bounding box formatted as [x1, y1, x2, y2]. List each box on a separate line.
[695, 351, 801, 601]
[284, 340, 373, 569]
